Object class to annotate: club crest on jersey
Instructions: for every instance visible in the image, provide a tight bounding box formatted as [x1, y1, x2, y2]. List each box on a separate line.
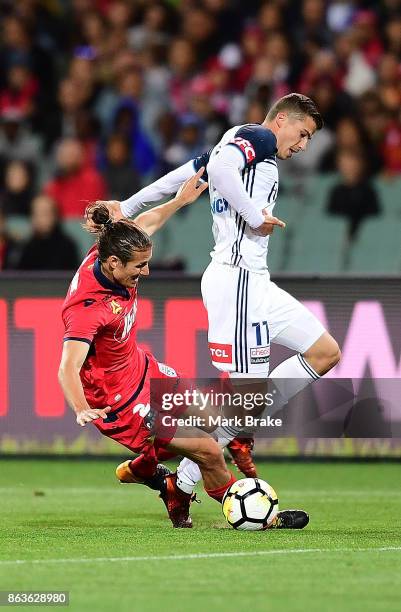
[110, 299, 123, 315]
[230, 137, 256, 163]
[208, 342, 232, 363]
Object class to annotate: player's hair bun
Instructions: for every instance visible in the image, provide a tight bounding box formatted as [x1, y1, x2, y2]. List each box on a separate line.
[83, 200, 152, 264]
[84, 202, 113, 234]
[92, 206, 111, 228]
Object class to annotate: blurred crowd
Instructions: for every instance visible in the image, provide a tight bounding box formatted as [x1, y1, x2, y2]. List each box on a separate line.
[1, 0, 401, 270]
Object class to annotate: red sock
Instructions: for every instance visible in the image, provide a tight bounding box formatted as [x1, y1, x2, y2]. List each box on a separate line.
[205, 472, 236, 503]
[156, 448, 176, 462]
[129, 453, 158, 480]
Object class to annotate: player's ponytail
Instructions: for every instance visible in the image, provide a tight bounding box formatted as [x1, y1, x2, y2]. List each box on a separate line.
[84, 202, 152, 264]
[84, 202, 114, 233]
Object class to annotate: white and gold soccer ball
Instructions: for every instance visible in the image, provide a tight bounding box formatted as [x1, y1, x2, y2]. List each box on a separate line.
[222, 478, 279, 530]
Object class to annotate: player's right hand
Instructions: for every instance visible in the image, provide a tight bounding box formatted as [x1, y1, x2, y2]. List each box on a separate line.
[76, 406, 112, 427]
[253, 211, 286, 236]
[175, 167, 208, 207]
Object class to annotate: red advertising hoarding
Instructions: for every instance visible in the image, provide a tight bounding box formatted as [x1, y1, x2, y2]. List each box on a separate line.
[1, 274, 400, 455]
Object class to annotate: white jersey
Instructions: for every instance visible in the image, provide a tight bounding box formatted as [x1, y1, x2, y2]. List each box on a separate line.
[197, 124, 279, 273]
[118, 121, 326, 377]
[119, 122, 279, 273]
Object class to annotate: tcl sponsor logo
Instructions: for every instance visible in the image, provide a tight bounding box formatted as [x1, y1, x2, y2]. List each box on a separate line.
[208, 342, 232, 363]
[230, 137, 256, 163]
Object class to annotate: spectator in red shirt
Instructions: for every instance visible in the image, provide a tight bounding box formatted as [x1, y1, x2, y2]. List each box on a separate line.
[44, 137, 107, 218]
[352, 10, 384, 68]
[382, 119, 401, 175]
[0, 62, 38, 119]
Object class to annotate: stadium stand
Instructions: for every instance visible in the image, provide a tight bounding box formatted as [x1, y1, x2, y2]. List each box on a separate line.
[0, 1, 400, 275]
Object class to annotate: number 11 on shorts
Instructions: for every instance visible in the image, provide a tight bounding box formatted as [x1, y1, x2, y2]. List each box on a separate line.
[252, 321, 269, 346]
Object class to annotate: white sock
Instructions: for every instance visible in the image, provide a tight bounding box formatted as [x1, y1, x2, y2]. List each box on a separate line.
[213, 375, 268, 446]
[213, 425, 241, 447]
[268, 353, 320, 416]
[239, 353, 320, 434]
[176, 458, 201, 494]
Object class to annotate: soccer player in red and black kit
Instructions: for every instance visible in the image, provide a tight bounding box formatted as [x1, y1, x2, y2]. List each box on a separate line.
[59, 170, 238, 528]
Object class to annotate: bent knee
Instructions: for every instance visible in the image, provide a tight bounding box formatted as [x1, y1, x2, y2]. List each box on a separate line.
[331, 344, 341, 367]
[324, 338, 341, 368]
[304, 335, 341, 373]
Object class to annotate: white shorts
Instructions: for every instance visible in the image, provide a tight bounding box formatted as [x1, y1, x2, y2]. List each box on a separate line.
[201, 260, 326, 376]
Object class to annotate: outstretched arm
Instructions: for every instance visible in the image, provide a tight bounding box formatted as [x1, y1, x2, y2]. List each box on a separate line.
[121, 160, 198, 217]
[134, 168, 208, 236]
[89, 160, 200, 226]
[98, 160, 198, 222]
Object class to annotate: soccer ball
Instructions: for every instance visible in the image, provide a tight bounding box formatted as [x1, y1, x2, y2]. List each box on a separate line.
[222, 478, 279, 530]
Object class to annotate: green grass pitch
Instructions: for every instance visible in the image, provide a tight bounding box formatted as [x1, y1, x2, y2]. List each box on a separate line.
[1, 459, 400, 612]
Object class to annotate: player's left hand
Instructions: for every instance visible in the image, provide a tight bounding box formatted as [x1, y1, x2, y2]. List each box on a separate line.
[252, 209, 286, 236]
[175, 167, 208, 207]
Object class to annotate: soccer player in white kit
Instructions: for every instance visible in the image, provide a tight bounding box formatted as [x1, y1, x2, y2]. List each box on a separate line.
[102, 94, 341, 523]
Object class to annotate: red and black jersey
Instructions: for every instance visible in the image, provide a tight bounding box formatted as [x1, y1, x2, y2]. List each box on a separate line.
[62, 246, 147, 410]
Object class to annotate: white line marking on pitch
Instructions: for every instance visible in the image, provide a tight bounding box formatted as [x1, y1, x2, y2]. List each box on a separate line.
[1, 487, 401, 496]
[1, 547, 401, 566]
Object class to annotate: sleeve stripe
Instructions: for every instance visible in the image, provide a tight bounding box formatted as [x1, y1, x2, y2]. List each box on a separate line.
[63, 337, 92, 345]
